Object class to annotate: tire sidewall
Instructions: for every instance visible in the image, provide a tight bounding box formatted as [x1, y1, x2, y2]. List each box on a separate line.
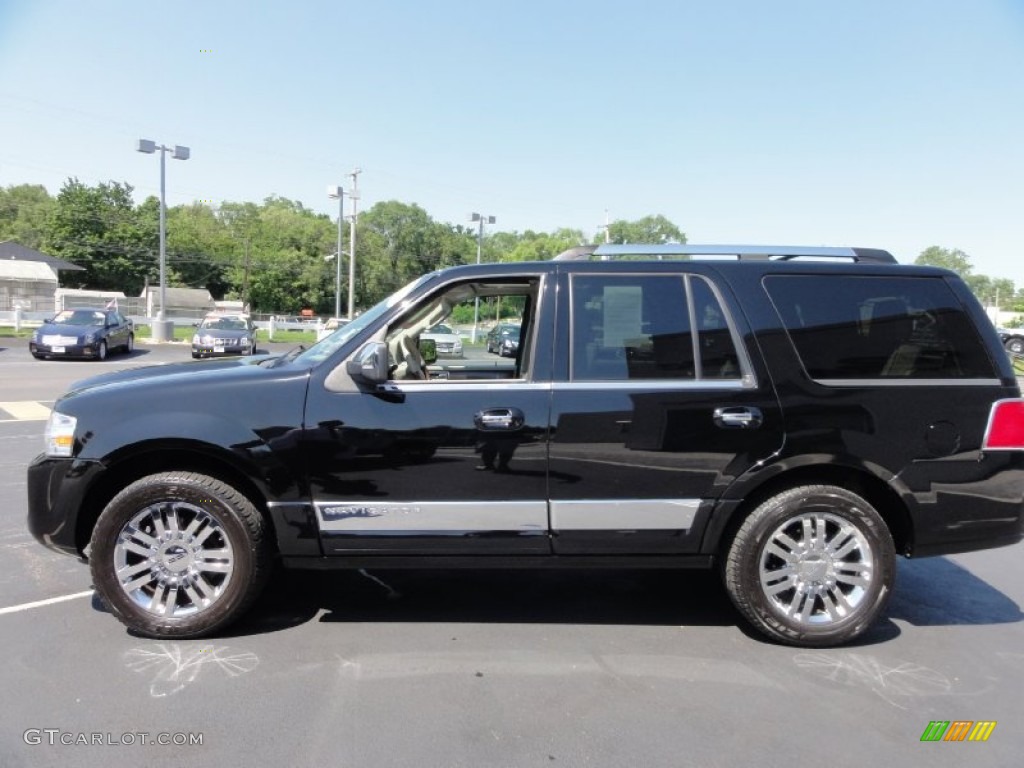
[727, 486, 895, 646]
[90, 474, 260, 638]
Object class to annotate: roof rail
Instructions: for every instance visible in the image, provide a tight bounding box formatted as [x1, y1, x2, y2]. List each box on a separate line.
[552, 244, 897, 264]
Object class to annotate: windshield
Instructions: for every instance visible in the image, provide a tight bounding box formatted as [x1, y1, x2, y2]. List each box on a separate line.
[52, 310, 105, 326]
[292, 273, 435, 366]
[426, 324, 453, 335]
[201, 317, 247, 331]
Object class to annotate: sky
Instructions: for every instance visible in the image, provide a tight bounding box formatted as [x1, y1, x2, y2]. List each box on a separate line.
[1, 0, 1022, 281]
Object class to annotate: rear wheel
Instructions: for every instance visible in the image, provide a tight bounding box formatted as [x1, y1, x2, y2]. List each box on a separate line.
[1007, 337, 1024, 356]
[723, 484, 895, 647]
[89, 472, 271, 639]
[125, 333, 134, 354]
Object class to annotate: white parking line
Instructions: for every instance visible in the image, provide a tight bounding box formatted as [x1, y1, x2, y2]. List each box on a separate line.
[0, 401, 52, 421]
[0, 590, 94, 616]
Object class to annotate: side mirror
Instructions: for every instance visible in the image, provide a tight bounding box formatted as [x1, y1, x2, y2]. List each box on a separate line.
[346, 341, 389, 384]
[419, 337, 437, 365]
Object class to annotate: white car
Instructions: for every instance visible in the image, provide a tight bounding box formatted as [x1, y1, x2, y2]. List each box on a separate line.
[317, 317, 348, 342]
[420, 323, 463, 357]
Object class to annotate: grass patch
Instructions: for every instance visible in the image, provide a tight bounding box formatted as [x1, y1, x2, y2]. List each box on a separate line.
[0, 326, 35, 338]
[133, 325, 196, 341]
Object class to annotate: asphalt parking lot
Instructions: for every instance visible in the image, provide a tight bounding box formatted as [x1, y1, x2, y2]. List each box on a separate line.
[0, 337, 1022, 768]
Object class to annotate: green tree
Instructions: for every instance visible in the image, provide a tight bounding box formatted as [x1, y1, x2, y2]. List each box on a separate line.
[504, 229, 586, 262]
[0, 184, 54, 250]
[165, 202, 233, 296]
[602, 215, 686, 244]
[914, 246, 973, 275]
[44, 178, 156, 293]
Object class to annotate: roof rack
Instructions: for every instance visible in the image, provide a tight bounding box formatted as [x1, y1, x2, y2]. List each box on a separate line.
[553, 244, 898, 265]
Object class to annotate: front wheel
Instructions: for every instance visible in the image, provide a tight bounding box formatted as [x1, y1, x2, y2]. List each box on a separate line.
[1007, 337, 1024, 357]
[97, 340, 107, 361]
[89, 472, 271, 639]
[125, 333, 134, 354]
[723, 484, 895, 647]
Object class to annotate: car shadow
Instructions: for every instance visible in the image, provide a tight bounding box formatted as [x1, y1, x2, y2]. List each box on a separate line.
[223, 567, 739, 638]
[216, 554, 1023, 643]
[887, 556, 1024, 626]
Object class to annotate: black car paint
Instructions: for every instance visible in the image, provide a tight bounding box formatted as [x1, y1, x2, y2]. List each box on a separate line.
[27, 261, 1024, 566]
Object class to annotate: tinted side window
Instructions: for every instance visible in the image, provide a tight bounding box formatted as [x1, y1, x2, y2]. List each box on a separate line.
[692, 277, 741, 379]
[764, 275, 996, 379]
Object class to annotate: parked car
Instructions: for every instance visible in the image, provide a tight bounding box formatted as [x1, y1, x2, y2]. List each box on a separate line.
[317, 317, 348, 342]
[420, 323, 463, 357]
[27, 244, 1024, 646]
[486, 323, 520, 355]
[29, 308, 133, 360]
[191, 314, 257, 358]
[998, 327, 1024, 356]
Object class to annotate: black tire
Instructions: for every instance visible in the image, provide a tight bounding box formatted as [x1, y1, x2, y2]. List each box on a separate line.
[125, 333, 134, 354]
[192, 352, 201, 359]
[97, 340, 107, 361]
[1006, 337, 1024, 356]
[723, 484, 895, 647]
[89, 471, 271, 639]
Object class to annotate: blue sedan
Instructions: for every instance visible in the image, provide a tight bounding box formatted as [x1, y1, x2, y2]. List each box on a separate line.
[30, 308, 134, 360]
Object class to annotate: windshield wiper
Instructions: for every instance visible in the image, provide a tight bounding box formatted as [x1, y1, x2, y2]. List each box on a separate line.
[262, 344, 306, 368]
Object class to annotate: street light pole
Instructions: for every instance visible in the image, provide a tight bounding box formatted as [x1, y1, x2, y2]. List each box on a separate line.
[327, 186, 345, 318]
[136, 139, 189, 342]
[469, 212, 496, 343]
[347, 168, 361, 321]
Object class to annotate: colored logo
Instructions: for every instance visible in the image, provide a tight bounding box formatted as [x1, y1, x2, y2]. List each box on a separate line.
[920, 721, 996, 742]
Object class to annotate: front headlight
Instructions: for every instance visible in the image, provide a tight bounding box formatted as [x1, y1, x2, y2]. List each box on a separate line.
[45, 411, 77, 458]
[83, 333, 97, 344]
[192, 334, 200, 344]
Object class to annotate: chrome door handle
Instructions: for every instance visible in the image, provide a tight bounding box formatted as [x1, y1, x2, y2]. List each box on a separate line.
[474, 408, 525, 431]
[713, 406, 763, 429]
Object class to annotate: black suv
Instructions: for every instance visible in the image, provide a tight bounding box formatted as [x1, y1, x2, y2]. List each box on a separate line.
[27, 245, 1024, 647]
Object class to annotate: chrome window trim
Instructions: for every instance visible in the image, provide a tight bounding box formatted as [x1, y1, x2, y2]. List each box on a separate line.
[379, 380, 552, 393]
[551, 380, 751, 392]
[550, 499, 700, 531]
[313, 500, 548, 533]
[813, 378, 1003, 388]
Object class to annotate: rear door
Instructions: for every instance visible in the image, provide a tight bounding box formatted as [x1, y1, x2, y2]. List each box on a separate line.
[548, 267, 784, 554]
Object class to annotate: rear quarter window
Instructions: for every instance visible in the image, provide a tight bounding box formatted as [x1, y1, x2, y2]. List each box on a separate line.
[763, 275, 996, 380]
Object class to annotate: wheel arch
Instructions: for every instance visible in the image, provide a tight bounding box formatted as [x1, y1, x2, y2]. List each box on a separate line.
[76, 441, 274, 556]
[704, 462, 914, 559]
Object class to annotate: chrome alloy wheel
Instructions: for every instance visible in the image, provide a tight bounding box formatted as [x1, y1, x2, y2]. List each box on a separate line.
[758, 511, 874, 626]
[113, 502, 235, 618]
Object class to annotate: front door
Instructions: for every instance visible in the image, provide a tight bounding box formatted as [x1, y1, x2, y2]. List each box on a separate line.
[303, 272, 554, 556]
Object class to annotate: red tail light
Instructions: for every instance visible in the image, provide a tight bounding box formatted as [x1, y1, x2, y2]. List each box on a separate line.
[983, 399, 1024, 450]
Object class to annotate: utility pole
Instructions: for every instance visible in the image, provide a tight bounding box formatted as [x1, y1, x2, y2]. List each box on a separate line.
[347, 168, 362, 321]
[469, 212, 496, 343]
[243, 238, 251, 312]
[327, 185, 345, 319]
[602, 209, 611, 243]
